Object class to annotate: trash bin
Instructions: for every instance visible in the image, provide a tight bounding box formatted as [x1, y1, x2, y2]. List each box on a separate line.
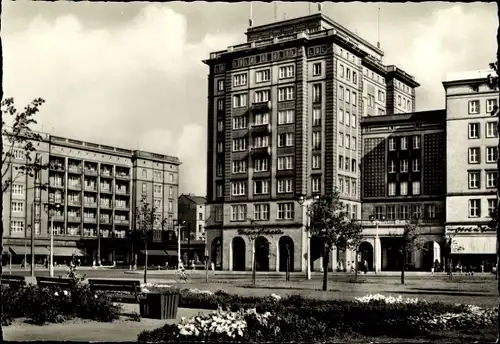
[139, 290, 180, 320]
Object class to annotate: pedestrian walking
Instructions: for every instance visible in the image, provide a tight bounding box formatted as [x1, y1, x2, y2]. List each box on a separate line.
[363, 260, 368, 274]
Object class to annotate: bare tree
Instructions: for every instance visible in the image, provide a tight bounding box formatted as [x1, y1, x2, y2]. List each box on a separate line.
[307, 191, 363, 291]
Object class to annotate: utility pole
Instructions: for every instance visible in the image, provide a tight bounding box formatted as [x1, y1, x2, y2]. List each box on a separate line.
[30, 202, 35, 276]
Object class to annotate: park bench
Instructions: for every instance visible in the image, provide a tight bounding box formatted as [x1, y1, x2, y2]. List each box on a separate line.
[88, 279, 142, 303]
[36, 276, 73, 289]
[1, 275, 26, 287]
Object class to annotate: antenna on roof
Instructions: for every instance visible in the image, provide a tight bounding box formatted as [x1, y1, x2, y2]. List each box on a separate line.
[273, 2, 277, 21]
[249, 2, 253, 27]
[377, 6, 381, 49]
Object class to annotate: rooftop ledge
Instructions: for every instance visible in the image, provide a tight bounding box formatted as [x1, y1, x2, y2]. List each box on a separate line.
[444, 69, 495, 83]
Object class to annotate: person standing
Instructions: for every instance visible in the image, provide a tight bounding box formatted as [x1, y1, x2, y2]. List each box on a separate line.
[363, 260, 368, 274]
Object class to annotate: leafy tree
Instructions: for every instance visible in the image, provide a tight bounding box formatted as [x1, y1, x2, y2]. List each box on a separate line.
[135, 195, 166, 284]
[237, 219, 282, 287]
[307, 191, 363, 291]
[1, 97, 47, 340]
[389, 217, 425, 285]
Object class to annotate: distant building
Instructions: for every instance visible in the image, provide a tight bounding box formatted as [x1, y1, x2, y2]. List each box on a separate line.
[178, 194, 208, 241]
[2, 132, 181, 266]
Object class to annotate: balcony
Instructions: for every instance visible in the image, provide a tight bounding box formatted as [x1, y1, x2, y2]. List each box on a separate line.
[68, 184, 82, 191]
[115, 204, 129, 211]
[100, 202, 111, 209]
[100, 170, 113, 178]
[100, 217, 111, 225]
[357, 219, 443, 226]
[251, 101, 271, 113]
[84, 185, 97, 192]
[67, 216, 81, 223]
[251, 124, 271, 135]
[82, 230, 97, 238]
[115, 172, 130, 180]
[50, 183, 65, 190]
[84, 202, 97, 208]
[84, 169, 98, 176]
[83, 217, 97, 224]
[115, 188, 129, 195]
[49, 164, 65, 172]
[114, 219, 129, 226]
[251, 146, 271, 157]
[68, 165, 82, 174]
[67, 228, 80, 236]
[67, 200, 81, 207]
[52, 215, 64, 222]
[100, 188, 112, 194]
[114, 230, 128, 239]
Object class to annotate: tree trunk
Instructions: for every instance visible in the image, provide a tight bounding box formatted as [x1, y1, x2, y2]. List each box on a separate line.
[322, 245, 329, 291]
[143, 240, 148, 284]
[401, 251, 405, 285]
[252, 242, 256, 287]
[355, 250, 359, 282]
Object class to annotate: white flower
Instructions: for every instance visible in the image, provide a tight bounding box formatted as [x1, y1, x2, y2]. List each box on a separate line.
[54, 291, 59, 296]
[94, 294, 98, 299]
[63, 290, 69, 296]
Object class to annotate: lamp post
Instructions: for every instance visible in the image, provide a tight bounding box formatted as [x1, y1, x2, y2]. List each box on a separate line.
[369, 214, 385, 274]
[297, 194, 320, 280]
[173, 219, 186, 269]
[44, 202, 62, 278]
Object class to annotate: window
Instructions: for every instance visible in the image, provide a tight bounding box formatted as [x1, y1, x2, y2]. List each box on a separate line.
[277, 203, 294, 219]
[154, 184, 162, 194]
[386, 205, 396, 220]
[338, 155, 344, 170]
[401, 137, 408, 150]
[231, 181, 246, 196]
[351, 114, 357, 128]
[312, 108, 321, 126]
[278, 87, 294, 101]
[407, 100, 411, 110]
[217, 80, 224, 91]
[312, 84, 322, 102]
[277, 179, 293, 193]
[142, 169, 147, 178]
[345, 89, 351, 103]
[343, 135, 350, 149]
[487, 122, 498, 138]
[254, 90, 270, 103]
[345, 157, 350, 171]
[216, 184, 223, 198]
[469, 199, 481, 217]
[339, 109, 344, 123]
[351, 180, 357, 196]
[389, 161, 396, 173]
[351, 204, 358, 219]
[487, 99, 498, 113]
[254, 180, 269, 195]
[232, 160, 247, 173]
[397, 95, 402, 106]
[486, 147, 498, 163]
[312, 155, 321, 169]
[389, 138, 396, 151]
[368, 94, 375, 108]
[169, 173, 174, 183]
[254, 204, 270, 220]
[169, 186, 174, 198]
[468, 171, 480, 189]
[278, 133, 293, 147]
[311, 177, 321, 193]
[231, 205, 247, 221]
[154, 199, 162, 209]
[413, 136, 421, 149]
[488, 199, 497, 217]
[424, 204, 436, 219]
[254, 112, 269, 125]
[217, 120, 224, 132]
[142, 183, 147, 194]
[352, 92, 357, 106]
[339, 64, 345, 78]
[338, 176, 344, 193]
[254, 135, 269, 148]
[352, 137, 357, 151]
[278, 110, 294, 124]
[279, 65, 294, 79]
[469, 123, 480, 138]
[353, 71, 358, 84]
[217, 99, 224, 111]
[256, 69, 270, 83]
[11, 221, 24, 233]
[233, 94, 248, 108]
[400, 182, 408, 196]
[469, 147, 480, 164]
[217, 142, 224, 153]
[215, 207, 223, 222]
[13, 150, 24, 160]
[338, 133, 344, 147]
[400, 160, 408, 173]
[412, 181, 421, 195]
[254, 158, 268, 172]
[313, 63, 322, 76]
[312, 132, 321, 149]
[378, 90, 385, 102]
[12, 184, 24, 196]
[469, 100, 480, 114]
[232, 138, 247, 152]
[399, 205, 409, 220]
[34, 222, 41, 235]
[12, 201, 24, 213]
[277, 156, 293, 170]
[233, 73, 247, 87]
[412, 159, 420, 172]
[487, 171, 497, 188]
[339, 86, 344, 100]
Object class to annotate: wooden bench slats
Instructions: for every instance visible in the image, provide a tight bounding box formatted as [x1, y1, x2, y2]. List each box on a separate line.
[36, 277, 73, 288]
[1, 275, 26, 286]
[88, 279, 141, 303]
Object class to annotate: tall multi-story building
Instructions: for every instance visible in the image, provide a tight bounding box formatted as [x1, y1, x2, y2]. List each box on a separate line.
[203, 13, 419, 272]
[2, 133, 181, 266]
[443, 69, 499, 269]
[361, 110, 446, 271]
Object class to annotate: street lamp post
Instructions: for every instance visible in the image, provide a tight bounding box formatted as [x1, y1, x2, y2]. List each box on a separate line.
[44, 202, 62, 278]
[297, 194, 320, 280]
[369, 214, 385, 274]
[173, 219, 186, 269]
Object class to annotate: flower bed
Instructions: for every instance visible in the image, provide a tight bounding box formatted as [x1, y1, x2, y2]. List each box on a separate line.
[138, 291, 497, 342]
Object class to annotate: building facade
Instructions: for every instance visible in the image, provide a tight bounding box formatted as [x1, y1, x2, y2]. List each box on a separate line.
[178, 194, 208, 241]
[2, 133, 181, 266]
[443, 70, 499, 269]
[203, 13, 419, 272]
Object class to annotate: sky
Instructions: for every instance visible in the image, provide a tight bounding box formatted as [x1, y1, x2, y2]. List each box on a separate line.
[3, 2, 498, 196]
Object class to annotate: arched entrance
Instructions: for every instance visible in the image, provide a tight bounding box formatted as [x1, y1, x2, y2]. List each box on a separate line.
[232, 237, 246, 271]
[422, 241, 441, 271]
[211, 237, 222, 269]
[310, 236, 323, 271]
[255, 236, 270, 272]
[279, 236, 294, 272]
[358, 241, 374, 271]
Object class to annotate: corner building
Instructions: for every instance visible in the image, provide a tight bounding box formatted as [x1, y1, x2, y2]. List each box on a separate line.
[204, 13, 419, 272]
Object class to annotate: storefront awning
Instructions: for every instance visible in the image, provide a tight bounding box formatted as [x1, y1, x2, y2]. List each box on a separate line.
[10, 246, 50, 256]
[140, 250, 168, 256]
[452, 235, 496, 254]
[165, 250, 178, 256]
[53, 247, 87, 257]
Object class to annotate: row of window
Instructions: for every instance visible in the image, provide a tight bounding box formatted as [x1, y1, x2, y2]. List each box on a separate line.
[338, 133, 357, 150]
[338, 175, 357, 198]
[232, 86, 296, 108]
[397, 94, 412, 111]
[373, 204, 436, 220]
[388, 136, 421, 151]
[468, 122, 498, 139]
[230, 203, 295, 221]
[338, 107, 358, 128]
[388, 181, 421, 196]
[338, 63, 358, 86]
[469, 99, 498, 115]
[469, 199, 497, 218]
[388, 159, 420, 173]
[467, 170, 497, 189]
[231, 179, 295, 196]
[338, 156, 357, 174]
[468, 147, 498, 164]
[338, 86, 358, 106]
